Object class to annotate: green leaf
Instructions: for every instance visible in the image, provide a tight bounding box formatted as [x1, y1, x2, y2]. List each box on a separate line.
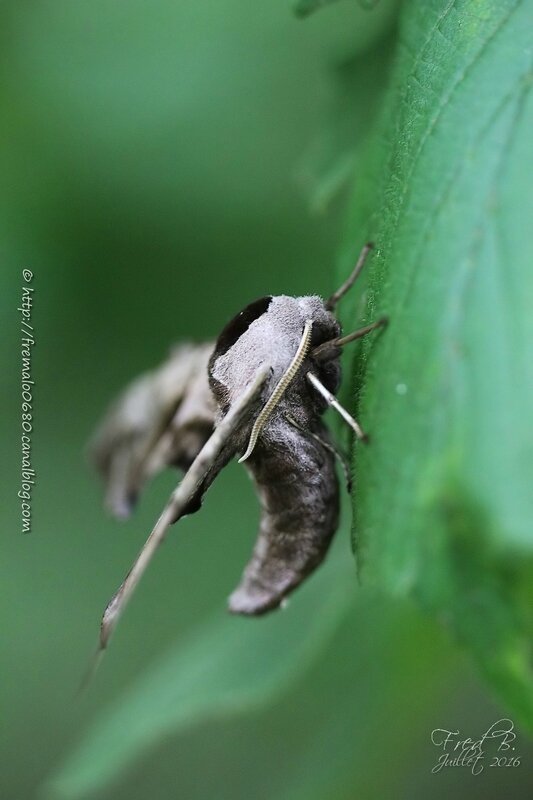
[341, 0, 533, 727]
[46, 549, 354, 799]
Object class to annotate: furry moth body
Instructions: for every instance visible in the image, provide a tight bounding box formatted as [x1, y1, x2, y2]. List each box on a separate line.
[89, 243, 386, 660]
[208, 295, 342, 614]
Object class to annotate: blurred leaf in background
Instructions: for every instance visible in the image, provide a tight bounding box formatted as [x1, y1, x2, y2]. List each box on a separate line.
[1, 1, 533, 800]
[47, 550, 356, 798]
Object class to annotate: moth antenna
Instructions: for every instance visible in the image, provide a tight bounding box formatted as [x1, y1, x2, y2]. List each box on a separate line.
[306, 371, 367, 441]
[83, 365, 270, 686]
[285, 414, 352, 493]
[325, 242, 374, 311]
[312, 316, 388, 361]
[239, 320, 313, 463]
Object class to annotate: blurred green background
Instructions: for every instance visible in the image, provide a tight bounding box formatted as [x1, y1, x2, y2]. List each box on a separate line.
[2, 1, 532, 799]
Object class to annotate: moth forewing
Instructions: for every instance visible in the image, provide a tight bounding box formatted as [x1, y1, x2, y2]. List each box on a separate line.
[89, 342, 216, 519]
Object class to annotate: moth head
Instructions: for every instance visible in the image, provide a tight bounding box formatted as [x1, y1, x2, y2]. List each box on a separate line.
[208, 294, 341, 417]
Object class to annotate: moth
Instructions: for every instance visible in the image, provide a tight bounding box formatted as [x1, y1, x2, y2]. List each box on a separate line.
[89, 243, 386, 662]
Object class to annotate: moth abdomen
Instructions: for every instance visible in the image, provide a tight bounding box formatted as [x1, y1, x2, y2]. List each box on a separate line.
[228, 420, 339, 616]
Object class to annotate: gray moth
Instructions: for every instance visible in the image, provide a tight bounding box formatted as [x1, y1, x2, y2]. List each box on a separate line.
[88, 243, 386, 664]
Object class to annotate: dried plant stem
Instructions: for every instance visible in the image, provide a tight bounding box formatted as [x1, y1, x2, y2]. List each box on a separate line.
[81, 365, 269, 689]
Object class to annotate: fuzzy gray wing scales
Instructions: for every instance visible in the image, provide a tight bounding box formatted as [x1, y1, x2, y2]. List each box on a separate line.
[89, 342, 216, 518]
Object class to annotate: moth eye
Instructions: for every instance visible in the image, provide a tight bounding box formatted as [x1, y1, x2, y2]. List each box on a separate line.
[212, 296, 273, 360]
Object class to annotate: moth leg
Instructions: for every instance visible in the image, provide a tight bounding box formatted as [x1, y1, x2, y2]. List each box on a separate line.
[328, 316, 388, 349]
[325, 242, 373, 311]
[285, 414, 352, 493]
[307, 371, 367, 442]
[312, 316, 388, 362]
